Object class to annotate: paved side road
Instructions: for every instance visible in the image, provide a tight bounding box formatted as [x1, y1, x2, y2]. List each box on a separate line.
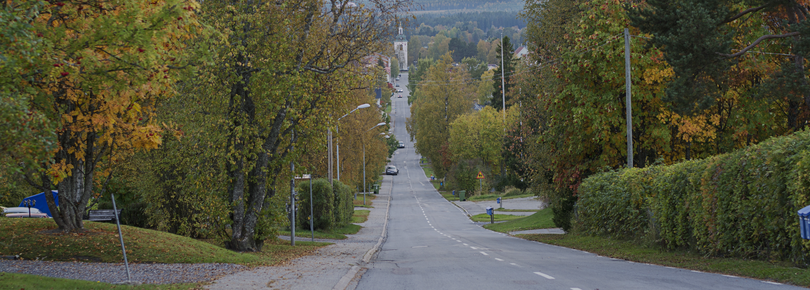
[204, 176, 393, 290]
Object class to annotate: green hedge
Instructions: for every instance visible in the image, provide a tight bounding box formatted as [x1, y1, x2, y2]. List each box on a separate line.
[332, 180, 354, 227]
[577, 129, 810, 264]
[296, 179, 334, 231]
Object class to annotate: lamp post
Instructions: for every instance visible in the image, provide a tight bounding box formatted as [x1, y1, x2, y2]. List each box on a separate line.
[363, 122, 387, 205]
[336, 103, 370, 182]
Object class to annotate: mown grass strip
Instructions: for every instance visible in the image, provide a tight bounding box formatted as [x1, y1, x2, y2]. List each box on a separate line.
[470, 213, 524, 222]
[0, 218, 327, 267]
[483, 208, 555, 233]
[279, 223, 363, 240]
[352, 210, 370, 223]
[520, 234, 810, 287]
[0, 272, 198, 290]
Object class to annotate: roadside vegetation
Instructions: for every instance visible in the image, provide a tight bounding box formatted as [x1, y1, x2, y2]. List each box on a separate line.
[279, 224, 363, 240]
[483, 209, 554, 233]
[522, 234, 810, 287]
[0, 272, 197, 290]
[0, 218, 328, 266]
[470, 213, 523, 223]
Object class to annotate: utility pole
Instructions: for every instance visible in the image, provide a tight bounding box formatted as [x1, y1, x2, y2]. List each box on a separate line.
[290, 128, 296, 246]
[500, 30, 506, 127]
[624, 28, 634, 168]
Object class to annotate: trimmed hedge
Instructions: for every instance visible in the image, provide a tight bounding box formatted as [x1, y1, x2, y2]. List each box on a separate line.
[577, 129, 810, 264]
[296, 179, 335, 231]
[332, 180, 354, 227]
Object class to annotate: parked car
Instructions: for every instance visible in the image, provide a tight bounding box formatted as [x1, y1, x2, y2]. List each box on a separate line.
[5, 212, 48, 218]
[2, 207, 47, 218]
[397, 89, 403, 93]
[398, 95, 402, 98]
[386, 165, 399, 175]
[395, 83, 399, 87]
[398, 141, 405, 148]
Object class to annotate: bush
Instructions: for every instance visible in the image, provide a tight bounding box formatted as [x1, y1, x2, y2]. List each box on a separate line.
[577, 129, 810, 264]
[296, 179, 334, 231]
[503, 188, 527, 197]
[332, 181, 354, 227]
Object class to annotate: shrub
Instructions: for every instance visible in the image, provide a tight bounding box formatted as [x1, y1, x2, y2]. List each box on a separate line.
[577, 129, 810, 264]
[332, 181, 354, 227]
[296, 178, 334, 231]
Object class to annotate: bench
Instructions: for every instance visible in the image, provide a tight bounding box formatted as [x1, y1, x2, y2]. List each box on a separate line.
[87, 209, 122, 222]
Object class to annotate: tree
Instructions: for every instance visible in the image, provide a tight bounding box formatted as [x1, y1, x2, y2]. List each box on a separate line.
[628, 0, 810, 129]
[409, 35, 423, 63]
[12, 0, 198, 233]
[196, 0, 408, 251]
[410, 53, 476, 178]
[490, 36, 515, 111]
[390, 57, 400, 79]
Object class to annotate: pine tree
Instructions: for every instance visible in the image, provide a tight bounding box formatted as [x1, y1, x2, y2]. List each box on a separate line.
[490, 36, 515, 110]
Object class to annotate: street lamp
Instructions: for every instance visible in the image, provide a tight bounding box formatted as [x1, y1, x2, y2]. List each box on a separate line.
[363, 122, 387, 205]
[336, 103, 370, 182]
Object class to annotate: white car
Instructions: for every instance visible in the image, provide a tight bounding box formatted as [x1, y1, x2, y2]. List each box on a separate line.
[2, 207, 47, 218]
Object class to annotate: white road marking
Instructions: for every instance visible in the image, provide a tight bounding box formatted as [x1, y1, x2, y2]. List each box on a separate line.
[763, 281, 782, 285]
[479, 251, 488, 256]
[510, 263, 519, 266]
[494, 258, 504, 262]
[470, 246, 478, 250]
[534, 272, 555, 280]
[691, 270, 701, 273]
[721, 275, 737, 278]
[462, 243, 468, 246]
[571, 288, 582, 290]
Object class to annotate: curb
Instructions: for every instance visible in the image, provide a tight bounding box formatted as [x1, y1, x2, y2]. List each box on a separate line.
[334, 176, 393, 290]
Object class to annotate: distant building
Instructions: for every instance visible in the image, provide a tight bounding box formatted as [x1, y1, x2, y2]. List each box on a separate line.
[393, 24, 408, 71]
[514, 46, 529, 59]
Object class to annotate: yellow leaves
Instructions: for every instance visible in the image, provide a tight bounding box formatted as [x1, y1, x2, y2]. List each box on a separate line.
[642, 66, 673, 85]
[660, 112, 717, 143]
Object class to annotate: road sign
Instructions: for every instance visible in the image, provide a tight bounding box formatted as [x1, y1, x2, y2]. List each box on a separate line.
[476, 171, 484, 179]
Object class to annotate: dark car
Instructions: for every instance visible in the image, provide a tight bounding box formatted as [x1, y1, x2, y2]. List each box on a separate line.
[386, 165, 399, 175]
[395, 83, 400, 87]
[398, 141, 405, 148]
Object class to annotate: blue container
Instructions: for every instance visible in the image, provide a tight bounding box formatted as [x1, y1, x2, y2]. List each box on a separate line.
[497, 197, 501, 204]
[486, 207, 493, 216]
[799, 205, 810, 240]
[452, 190, 455, 196]
[19, 190, 59, 218]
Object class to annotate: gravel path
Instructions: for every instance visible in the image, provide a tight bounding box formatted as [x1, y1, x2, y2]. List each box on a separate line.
[0, 260, 246, 284]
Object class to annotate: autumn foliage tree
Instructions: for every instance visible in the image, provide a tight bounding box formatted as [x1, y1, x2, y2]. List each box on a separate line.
[193, 0, 409, 251]
[7, 0, 198, 232]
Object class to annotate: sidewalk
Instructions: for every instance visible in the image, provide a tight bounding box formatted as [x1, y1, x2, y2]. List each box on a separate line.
[205, 176, 393, 290]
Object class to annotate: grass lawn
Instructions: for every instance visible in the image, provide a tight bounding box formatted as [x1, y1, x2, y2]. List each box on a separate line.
[0, 272, 199, 290]
[483, 208, 555, 233]
[0, 218, 330, 289]
[470, 213, 524, 223]
[521, 234, 810, 287]
[0, 218, 328, 266]
[353, 193, 375, 207]
[279, 223, 363, 240]
[352, 210, 370, 223]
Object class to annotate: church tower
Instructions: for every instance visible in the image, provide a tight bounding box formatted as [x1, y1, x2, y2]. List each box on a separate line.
[393, 24, 408, 71]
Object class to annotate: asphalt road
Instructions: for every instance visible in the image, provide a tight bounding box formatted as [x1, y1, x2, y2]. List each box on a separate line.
[355, 72, 804, 290]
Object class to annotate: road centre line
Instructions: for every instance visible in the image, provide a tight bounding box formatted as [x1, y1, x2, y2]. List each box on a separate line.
[571, 288, 582, 290]
[510, 263, 519, 266]
[479, 252, 488, 256]
[534, 272, 555, 280]
[494, 258, 504, 261]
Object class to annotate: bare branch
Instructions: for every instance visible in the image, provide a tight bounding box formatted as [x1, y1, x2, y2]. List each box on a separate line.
[717, 32, 800, 58]
[723, 4, 770, 24]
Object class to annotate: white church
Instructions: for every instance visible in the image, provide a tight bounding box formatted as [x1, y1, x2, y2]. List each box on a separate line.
[393, 25, 408, 71]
